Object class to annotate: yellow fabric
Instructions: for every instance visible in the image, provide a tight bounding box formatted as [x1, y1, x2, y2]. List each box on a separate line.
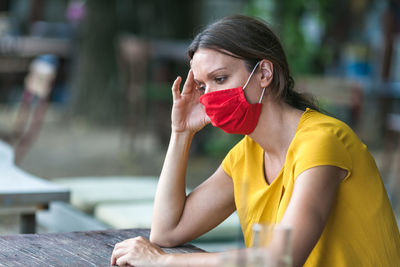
[222, 108, 400, 266]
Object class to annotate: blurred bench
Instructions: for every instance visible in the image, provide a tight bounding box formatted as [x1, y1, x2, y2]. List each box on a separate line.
[54, 176, 241, 242]
[54, 176, 159, 213]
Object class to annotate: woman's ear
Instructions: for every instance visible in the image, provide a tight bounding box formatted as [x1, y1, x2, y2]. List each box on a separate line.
[260, 60, 273, 88]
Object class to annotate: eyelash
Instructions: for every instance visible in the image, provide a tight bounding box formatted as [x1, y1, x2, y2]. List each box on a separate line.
[215, 76, 226, 84]
[196, 76, 227, 92]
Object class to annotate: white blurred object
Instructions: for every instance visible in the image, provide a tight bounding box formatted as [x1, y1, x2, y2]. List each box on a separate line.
[251, 223, 292, 267]
[388, 113, 400, 132]
[301, 10, 323, 46]
[24, 54, 58, 99]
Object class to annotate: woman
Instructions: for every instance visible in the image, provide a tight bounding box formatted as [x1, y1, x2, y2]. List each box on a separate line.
[111, 15, 400, 266]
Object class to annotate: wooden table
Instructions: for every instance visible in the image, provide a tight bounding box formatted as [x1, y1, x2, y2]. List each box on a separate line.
[0, 141, 70, 233]
[0, 228, 205, 266]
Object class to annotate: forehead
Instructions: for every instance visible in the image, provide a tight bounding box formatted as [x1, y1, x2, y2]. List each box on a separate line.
[191, 48, 244, 78]
[192, 48, 232, 65]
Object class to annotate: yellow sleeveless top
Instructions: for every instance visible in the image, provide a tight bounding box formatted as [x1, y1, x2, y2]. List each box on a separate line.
[222, 108, 400, 266]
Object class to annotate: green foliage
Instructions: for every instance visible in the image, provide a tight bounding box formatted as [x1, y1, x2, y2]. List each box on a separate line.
[202, 127, 243, 157]
[244, 0, 336, 75]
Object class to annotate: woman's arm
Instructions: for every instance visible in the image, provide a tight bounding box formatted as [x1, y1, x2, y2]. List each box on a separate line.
[150, 70, 235, 246]
[280, 165, 347, 267]
[149, 130, 194, 246]
[150, 129, 236, 246]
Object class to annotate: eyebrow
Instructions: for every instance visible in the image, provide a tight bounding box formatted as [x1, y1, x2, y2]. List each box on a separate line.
[194, 67, 228, 84]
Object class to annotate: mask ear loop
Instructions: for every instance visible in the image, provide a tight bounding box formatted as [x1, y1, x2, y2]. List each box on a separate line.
[258, 87, 266, 103]
[242, 61, 261, 90]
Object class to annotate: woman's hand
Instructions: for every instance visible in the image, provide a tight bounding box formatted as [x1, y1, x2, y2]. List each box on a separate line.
[110, 236, 166, 267]
[171, 69, 211, 134]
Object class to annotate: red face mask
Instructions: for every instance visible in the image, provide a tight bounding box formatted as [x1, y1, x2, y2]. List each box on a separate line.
[199, 62, 266, 135]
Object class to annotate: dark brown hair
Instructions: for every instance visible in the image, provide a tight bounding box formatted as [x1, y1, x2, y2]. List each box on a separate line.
[188, 15, 319, 111]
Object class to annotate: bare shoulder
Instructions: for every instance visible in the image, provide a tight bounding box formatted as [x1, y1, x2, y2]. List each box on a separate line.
[291, 165, 347, 218]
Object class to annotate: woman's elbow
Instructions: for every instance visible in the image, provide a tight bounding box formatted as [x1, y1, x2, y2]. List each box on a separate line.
[149, 230, 180, 247]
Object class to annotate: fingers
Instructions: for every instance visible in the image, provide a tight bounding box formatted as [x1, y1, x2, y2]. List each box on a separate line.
[111, 240, 130, 266]
[181, 69, 196, 95]
[111, 252, 115, 266]
[111, 243, 123, 266]
[110, 237, 148, 266]
[171, 76, 182, 101]
[172, 69, 197, 101]
[116, 253, 132, 267]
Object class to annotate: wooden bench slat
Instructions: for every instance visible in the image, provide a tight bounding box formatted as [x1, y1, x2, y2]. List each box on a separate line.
[0, 228, 205, 266]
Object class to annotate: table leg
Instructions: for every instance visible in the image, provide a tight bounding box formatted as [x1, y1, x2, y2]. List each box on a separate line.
[20, 213, 36, 234]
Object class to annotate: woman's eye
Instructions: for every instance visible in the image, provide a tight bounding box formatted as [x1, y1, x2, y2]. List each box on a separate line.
[215, 76, 226, 84]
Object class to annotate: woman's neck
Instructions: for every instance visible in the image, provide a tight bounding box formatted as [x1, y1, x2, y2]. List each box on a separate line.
[249, 100, 304, 164]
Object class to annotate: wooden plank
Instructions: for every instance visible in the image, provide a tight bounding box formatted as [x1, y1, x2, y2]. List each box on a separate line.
[0, 191, 69, 206]
[0, 229, 205, 266]
[0, 206, 37, 214]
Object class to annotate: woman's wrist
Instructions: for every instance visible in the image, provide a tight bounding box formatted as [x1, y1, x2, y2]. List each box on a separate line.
[159, 253, 178, 267]
[169, 131, 195, 153]
[171, 129, 195, 140]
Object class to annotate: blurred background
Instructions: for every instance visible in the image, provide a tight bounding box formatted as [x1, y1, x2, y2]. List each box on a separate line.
[0, 0, 399, 252]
